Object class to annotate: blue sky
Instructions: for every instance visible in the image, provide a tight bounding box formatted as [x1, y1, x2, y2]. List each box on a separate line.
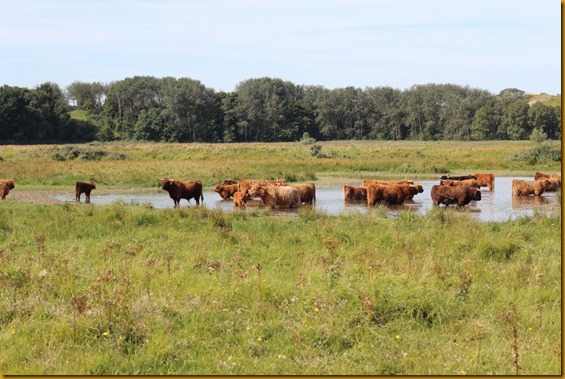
[0, 0, 560, 94]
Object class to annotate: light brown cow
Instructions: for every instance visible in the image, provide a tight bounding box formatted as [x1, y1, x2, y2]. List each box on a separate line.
[512, 179, 552, 196]
[292, 182, 316, 205]
[472, 173, 495, 191]
[233, 191, 249, 207]
[440, 178, 479, 188]
[238, 179, 285, 197]
[377, 182, 424, 200]
[160, 178, 204, 207]
[214, 183, 239, 199]
[0, 179, 15, 200]
[75, 181, 96, 203]
[248, 183, 300, 209]
[366, 183, 419, 206]
[534, 172, 561, 191]
[362, 179, 414, 187]
[343, 185, 367, 202]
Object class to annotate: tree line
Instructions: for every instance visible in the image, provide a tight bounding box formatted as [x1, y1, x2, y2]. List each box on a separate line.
[0, 76, 561, 144]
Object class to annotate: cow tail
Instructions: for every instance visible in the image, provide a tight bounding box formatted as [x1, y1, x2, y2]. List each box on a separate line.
[200, 192, 204, 203]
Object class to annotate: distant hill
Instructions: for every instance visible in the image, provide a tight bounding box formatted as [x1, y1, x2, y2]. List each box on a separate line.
[528, 93, 561, 107]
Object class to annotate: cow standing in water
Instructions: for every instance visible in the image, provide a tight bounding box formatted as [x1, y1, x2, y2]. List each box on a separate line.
[160, 178, 204, 208]
[75, 181, 96, 203]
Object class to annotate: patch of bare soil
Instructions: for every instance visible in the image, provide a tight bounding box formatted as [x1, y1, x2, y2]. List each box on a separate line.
[6, 189, 70, 204]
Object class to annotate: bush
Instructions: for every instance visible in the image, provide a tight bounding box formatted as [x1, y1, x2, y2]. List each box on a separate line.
[512, 143, 561, 165]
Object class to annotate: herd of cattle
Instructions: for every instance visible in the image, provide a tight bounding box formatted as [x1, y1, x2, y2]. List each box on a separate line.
[0, 171, 561, 209]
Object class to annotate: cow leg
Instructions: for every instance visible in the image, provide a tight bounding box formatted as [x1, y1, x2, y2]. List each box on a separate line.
[85, 192, 91, 204]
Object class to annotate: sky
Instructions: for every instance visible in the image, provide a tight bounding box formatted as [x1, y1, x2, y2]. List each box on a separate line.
[0, 0, 561, 95]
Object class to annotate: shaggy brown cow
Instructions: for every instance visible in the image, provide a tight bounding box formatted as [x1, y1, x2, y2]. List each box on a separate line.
[471, 173, 495, 191]
[214, 183, 239, 199]
[0, 179, 15, 200]
[75, 181, 96, 203]
[238, 179, 285, 197]
[293, 182, 316, 205]
[233, 191, 249, 207]
[366, 183, 419, 206]
[440, 178, 479, 188]
[343, 185, 367, 202]
[534, 172, 561, 191]
[440, 175, 477, 181]
[248, 183, 300, 209]
[430, 185, 482, 207]
[362, 179, 414, 187]
[160, 178, 204, 207]
[512, 179, 551, 196]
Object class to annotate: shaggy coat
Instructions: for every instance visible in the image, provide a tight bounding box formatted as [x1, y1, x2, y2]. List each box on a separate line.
[440, 178, 479, 188]
[293, 182, 316, 205]
[248, 183, 300, 209]
[238, 179, 285, 197]
[0, 179, 15, 200]
[430, 185, 482, 207]
[472, 173, 495, 191]
[214, 183, 239, 199]
[512, 179, 551, 196]
[343, 185, 367, 202]
[366, 183, 419, 206]
[233, 191, 249, 207]
[534, 172, 561, 191]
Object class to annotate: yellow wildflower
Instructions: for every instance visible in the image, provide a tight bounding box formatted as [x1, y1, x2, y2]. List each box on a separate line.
[102, 330, 110, 337]
[395, 335, 401, 340]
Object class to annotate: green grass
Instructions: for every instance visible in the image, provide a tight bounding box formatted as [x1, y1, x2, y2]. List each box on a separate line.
[0, 140, 561, 188]
[0, 141, 561, 374]
[0, 203, 560, 375]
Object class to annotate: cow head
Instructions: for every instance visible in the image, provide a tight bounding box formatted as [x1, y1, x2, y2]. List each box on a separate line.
[473, 189, 482, 201]
[160, 178, 174, 190]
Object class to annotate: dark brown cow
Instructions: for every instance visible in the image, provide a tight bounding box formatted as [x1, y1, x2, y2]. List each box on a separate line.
[471, 173, 495, 191]
[440, 175, 477, 181]
[512, 179, 551, 196]
[366, 183, 419, 206]
[233, 191, 249, 207]
[0, 179, 16, 200]
[160, 178, 204, 207]
[431, 185, 481, 207]
[214, 183, 239, 200]
[75, 181, 96, 203]
[248, 183, 300, 209]
[343, 185, 367, 202]
[440, 178, 479, 188]
[293, 182, 316, 205]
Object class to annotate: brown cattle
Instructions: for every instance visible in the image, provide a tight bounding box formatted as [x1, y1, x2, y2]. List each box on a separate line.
[222, 179, 239, 186]
[471, 173, 495, 191]
[75, 181, 96, 203]
[293, 182, 316, 205]
[440, 175, 477, 181]
[160, 178, 204, 207]
[343, 185, 367, 202]
[248, 183, 300, 209]
[233, 191, 249, 207]
[238, 179, 285, 197]
[214, 183, 239, 199]
[512, 179, 551, 196]
[534, 172, 561, 191]
[362, 179, 414, 187]
[367, 183, 419, 206]
[431, 185, 482, 207]
[0, 179, 15, 200]
[440, 178, 479, 188]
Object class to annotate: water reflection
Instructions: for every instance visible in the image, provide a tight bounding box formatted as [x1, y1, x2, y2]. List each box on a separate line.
[55, 177, 560, 222]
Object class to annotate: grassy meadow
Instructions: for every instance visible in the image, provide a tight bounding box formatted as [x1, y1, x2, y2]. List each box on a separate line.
[0, 140, 561, 375]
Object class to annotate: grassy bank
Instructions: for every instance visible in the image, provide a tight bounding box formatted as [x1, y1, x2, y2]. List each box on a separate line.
[0, 203, 561, 375]
[0, 140, 561, 188]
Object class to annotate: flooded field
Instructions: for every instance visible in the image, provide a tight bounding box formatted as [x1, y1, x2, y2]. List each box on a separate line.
[56, 177, 561, 222]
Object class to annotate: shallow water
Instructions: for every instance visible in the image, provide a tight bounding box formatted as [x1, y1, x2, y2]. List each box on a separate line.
[57, 177, 561, 222]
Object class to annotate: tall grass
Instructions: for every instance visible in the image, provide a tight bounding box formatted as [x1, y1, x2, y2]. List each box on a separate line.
[0, 140, 560, 188]
[0, 203, 560, 375]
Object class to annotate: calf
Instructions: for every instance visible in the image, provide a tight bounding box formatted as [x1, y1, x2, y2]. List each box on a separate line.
[75, 181, 96, 203]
